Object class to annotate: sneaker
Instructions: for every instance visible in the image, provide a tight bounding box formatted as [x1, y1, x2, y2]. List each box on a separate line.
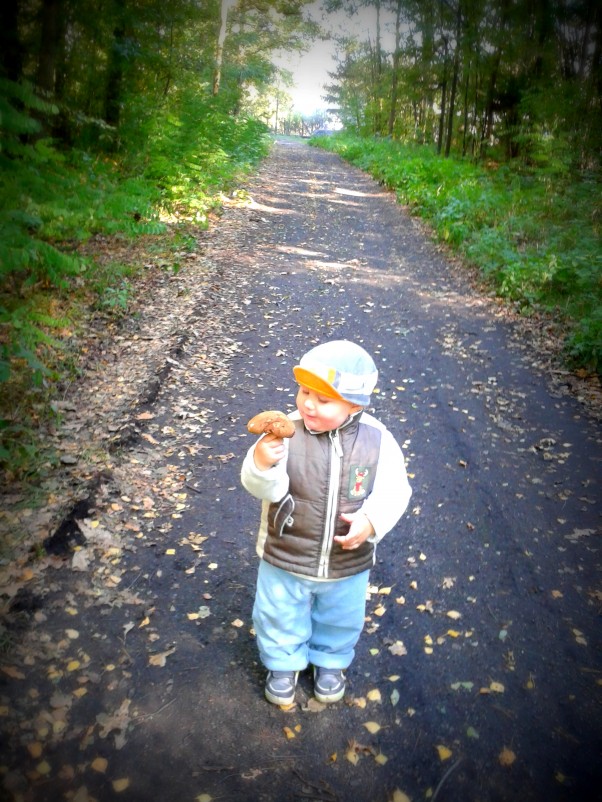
[265, 670, 299, 706]
[313, 666, 345, 703]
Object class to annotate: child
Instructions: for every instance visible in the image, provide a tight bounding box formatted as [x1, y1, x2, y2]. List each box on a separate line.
[241, 340, 412, 706]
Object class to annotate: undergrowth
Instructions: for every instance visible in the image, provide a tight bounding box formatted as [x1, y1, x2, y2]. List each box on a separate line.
[312, 134, 601, 373]
[0, 80, 269, 483]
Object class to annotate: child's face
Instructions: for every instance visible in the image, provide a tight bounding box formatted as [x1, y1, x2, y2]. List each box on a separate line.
[296, 386, 361, 432]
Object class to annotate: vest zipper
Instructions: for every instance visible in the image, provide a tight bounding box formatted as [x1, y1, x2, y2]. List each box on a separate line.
[319, 429, 343, 578]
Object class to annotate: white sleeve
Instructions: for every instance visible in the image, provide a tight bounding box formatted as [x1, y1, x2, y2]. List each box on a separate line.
[240, 438, 290, 503]
[360, 428, 412, 543]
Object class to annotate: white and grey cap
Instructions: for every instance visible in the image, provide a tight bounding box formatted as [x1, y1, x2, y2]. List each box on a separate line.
[293, 340, 378, 407]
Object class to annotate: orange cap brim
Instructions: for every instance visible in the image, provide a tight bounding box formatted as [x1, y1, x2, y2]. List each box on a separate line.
[293, 366, 345, 401]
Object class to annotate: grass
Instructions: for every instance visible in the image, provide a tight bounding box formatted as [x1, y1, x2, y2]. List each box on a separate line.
[312, 133, 601, 373]
[0, 90, 270, 483]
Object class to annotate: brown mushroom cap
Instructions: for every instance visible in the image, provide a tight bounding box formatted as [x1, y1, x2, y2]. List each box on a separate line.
[247, 410, 296, 438]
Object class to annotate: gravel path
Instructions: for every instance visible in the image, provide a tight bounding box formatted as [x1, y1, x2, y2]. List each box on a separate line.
[1, 139, 600, 802]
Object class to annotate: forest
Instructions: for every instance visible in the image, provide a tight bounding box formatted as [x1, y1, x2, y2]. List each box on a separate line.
[0, 0, 600, 480]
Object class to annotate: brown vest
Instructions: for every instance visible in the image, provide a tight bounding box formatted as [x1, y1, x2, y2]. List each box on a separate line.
[263, 415, 382, 579]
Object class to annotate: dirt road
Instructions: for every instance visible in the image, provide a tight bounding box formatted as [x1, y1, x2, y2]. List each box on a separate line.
[1, 139, 601, 802]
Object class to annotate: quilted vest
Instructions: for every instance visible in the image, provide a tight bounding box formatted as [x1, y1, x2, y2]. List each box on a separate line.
[263, 415, 382, 579]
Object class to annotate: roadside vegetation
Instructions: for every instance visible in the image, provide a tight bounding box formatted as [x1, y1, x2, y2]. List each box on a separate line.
[312, 133, 601, 374]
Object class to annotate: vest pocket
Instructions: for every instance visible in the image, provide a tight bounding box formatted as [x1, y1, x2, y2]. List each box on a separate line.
[269, 493, 295, 537]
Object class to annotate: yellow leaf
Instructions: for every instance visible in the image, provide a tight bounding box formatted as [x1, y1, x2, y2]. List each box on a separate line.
[353, 697, 367, 708]
[391, 791, 412, 802]
[409, 581, 418, 590]
[112, 778, 130, 792]
[65, 629, 79, 640]
[499, 747, 516, 767]
[187, 612, 199, 620]
[374, 605, 386, 617]
[283, 726, 296, 740]
[363, 721, 381, 734]
[148, 647, 176, 667]
[436, 745, 453, 761]
[345, 748, 360, 765]
[367, 689, 382, 703]
[66, 660, 80, 672]
[379, 587, 392, 595]
[369, 648, 380, 656]
[424, 635, 433, 645]
[551, 590, 563, 599]
[329, 752, 337, 763]
[375, 752, 388, 765]
[231, 619, 244, 628]
[73, 687, 87, 698]
[388, 675, 400, 682]
[196, 795, 213, 802]
[446, 610, 462, 620]
[447, 629, 461, 638]
[489, 681, 505, 693]
[36, 760, 51, 776]
[91, 757, 108, 773]
[165, 549, 176, 555]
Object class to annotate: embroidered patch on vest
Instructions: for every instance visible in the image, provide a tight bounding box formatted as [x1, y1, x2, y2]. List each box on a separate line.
[349, 466, 370, 498]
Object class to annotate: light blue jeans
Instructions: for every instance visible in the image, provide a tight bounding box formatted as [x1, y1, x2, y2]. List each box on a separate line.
[252, 560, 370, 671]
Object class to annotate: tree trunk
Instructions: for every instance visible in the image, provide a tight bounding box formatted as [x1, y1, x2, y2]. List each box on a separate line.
[0, 0, 24, 81]
[36, 0, 64, 95]
[213, 0, 232, 96]
[105, 0, 128, 132]
[387, 0, 404, 136]
[444, 2, 462, 157]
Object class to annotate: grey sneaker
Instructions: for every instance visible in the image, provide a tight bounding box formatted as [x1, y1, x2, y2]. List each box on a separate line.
[265, 670, 298, 706]
[313, 666, 345, 703]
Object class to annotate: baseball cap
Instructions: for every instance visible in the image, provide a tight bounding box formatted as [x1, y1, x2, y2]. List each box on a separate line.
[293, 340, 378, 407]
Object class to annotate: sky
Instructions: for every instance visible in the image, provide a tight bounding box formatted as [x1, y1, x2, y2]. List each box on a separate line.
[275, 2, 395, 117]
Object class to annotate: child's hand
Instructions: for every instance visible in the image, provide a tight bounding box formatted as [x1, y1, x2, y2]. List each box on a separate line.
[253, 433, 286, 472]
[334, 512, 375, 550]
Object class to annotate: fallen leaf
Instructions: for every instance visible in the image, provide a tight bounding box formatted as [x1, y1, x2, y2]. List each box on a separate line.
[91, 757, 108, 773]
[388, 641, 407, 656]
[436, 745, 453, 761]
[112, 778, 130, 792]
[375, 752, 388, 765]
[367, 689, 382, 703]
[231, 619, 244, 628]
[283, 726, 296, 740]
[36, 760, 52, 775]
[27, 742, 43, 758]
[148, 647, 176, 667]
[390, 689, 400, 707]
[446, 610, 462, 620]
[363, 721, 381, 734]
[391, 791, 411, 802]
[499, 747, 516, 766]
[1, 666, 25, 680]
